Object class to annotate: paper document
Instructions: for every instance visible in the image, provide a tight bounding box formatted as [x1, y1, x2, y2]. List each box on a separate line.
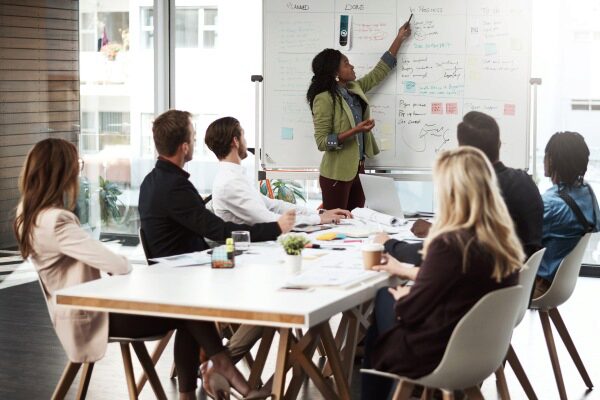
[285, 267, 379, 288]
[351, 207, 405, 227]
[150, 252, 211, 267]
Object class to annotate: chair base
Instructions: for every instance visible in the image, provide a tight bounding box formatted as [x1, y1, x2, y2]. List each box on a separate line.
[539, 308, 594, 400]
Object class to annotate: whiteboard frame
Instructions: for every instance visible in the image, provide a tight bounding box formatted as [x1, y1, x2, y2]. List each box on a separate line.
[260, 0, 532, 174]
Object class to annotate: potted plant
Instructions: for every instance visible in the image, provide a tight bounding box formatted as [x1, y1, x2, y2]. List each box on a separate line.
[98, 176, 125, 225]
[260, 180, 306, 204]
[101, 43, 122, 61]
[278, 233, 310, 274]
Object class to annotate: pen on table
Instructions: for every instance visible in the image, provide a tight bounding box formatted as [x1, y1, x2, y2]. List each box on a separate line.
[305, 244, 346, 251]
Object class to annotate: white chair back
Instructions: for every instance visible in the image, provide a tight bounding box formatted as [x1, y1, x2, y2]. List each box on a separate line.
[515, 248, 546, 326]
[530, 233, 592, 311]
[415, 285, 522, 391]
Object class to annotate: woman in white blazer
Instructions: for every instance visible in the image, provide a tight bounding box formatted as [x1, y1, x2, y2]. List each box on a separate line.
[14, 139, 266, 400]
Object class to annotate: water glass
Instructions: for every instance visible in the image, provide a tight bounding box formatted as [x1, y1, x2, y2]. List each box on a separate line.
[231, 231, 251, 251]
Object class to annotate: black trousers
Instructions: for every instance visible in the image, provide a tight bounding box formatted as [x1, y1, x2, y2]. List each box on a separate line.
[361, 288, 397, 399]
[319, 163, 366, 211]
[109, 314, 225, 393]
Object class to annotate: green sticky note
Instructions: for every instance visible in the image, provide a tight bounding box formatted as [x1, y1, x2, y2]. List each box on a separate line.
[281, 127, 293, 140]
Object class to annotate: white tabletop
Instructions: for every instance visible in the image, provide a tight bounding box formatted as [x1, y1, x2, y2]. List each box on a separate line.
[56, 241, 392, 329]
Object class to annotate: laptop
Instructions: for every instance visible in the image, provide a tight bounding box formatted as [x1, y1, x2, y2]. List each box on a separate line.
[359, 174, 416, 218]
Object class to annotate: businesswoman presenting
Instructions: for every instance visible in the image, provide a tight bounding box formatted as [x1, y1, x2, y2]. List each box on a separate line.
[307, 20, 411, 210]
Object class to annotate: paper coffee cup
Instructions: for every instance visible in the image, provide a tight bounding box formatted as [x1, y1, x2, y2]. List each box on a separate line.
[362, 243, 384, 269]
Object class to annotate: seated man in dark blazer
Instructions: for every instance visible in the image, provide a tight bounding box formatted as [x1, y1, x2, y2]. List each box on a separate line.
[376, 111, 543, 263]
[139, 109, 295, 258]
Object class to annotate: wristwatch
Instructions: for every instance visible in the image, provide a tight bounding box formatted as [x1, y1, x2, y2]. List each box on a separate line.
[318, 209, 326, 215]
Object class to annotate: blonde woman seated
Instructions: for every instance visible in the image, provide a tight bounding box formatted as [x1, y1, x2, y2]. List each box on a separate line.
[361, 147, 524, 399]
[14, 139, 267, 400]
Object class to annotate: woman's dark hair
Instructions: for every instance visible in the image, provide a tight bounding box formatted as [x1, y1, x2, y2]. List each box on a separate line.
[306, 48, 343, 110]
[14, 138, 80, 258]
[205, 116, 242, 160]
[456, 111, 500, 162]
[545, 131, 589, 186]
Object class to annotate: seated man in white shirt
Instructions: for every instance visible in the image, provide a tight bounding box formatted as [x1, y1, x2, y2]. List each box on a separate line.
[202, 117, 350, 368]
[205, 116, 352, 226]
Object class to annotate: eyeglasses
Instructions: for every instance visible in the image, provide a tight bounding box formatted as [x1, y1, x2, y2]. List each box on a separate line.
[78, 158, 85, 172]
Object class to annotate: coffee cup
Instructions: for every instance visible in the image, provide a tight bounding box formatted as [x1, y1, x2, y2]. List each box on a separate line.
[362, 243, 384, 269]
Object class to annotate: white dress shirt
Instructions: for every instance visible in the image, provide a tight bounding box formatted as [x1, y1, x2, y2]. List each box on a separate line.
[212, 161, 320, 226]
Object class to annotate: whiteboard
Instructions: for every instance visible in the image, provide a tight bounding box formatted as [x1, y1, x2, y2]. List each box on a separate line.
[262, 0, 532, 170]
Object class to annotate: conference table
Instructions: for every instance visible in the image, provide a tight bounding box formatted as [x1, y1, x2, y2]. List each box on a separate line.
[55, 225, 418, 399]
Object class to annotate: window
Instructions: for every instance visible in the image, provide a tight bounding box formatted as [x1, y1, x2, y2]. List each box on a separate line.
[80, 12, 96, 52]
[533, 0, 600, 266]
[141, 8, 154, 50]
[176, 7, 218, 49]
[142, 7, 218, 49]
[79, 1, 154, 236]
[99, 112, 131, 148]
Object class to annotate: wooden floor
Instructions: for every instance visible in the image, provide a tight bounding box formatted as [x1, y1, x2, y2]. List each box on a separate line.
[1, 277, 599, 399]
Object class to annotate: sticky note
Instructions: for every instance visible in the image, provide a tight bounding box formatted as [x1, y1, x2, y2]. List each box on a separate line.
[446, 103, 458, 115]
[504, 104, 515, 116]
[403, 81, 416, 93]
[484, 43, 497, 56]
[431, 102, 443, 114]
[281, 127, 293, 140]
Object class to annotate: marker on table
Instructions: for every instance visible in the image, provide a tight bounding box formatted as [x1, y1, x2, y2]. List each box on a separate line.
[305, 244, 346, 251]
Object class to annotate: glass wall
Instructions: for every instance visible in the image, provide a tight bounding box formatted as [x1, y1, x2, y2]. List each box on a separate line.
[77, 0, 600, 267]
[173, 0, 262, 194]
[532, 0, 600, 265]
[79, 0, 154, 236]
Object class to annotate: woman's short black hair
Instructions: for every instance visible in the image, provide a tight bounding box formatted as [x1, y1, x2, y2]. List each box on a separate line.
[456, 111, 500, 162]
[545, 131, 589, 185]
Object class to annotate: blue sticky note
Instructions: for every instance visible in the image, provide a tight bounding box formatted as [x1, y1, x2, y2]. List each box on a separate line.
[281, 127, 293, 140]
[484, 43, 497, 56]
[403, 81, 416, 93]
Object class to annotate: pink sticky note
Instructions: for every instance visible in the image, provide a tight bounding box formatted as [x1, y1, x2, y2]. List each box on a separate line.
[446, 103, 458, 115]
[431, 102, 443, 114]
[504, 104, 515, 116]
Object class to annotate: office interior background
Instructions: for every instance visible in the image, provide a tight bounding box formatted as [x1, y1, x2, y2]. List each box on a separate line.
[0, 0, 599, 268]
[1, 1, 600, 400]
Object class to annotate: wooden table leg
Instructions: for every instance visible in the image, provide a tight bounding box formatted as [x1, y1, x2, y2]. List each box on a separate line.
[248, 328, 275, 390]
[76, 362, 94, 400]
[341, 308, 360, 384]
[319, 323, 352, 399]
[272, 328, 291, 400]
[285, 330, 321, 400]
[51, 362, 82, 400]
[136, 331, 173, 393]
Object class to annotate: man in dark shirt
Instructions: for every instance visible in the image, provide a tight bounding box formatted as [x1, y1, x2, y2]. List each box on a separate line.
[139, 109, 295, 259]
[378, 111, 543, 263]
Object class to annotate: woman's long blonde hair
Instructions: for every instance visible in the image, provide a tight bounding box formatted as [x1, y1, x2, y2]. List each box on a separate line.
[423, 146, 524, 281]
[14, 139, 80, 258]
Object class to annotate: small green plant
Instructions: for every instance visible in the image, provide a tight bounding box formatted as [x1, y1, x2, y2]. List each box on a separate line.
[98, 176, 124, 224]
[260, 180, 306, 204]
[278, 233, 310, 256]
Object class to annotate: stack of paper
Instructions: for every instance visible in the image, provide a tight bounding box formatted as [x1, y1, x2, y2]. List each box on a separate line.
[284, 267, 379, 288]
[351, 207, 404, 227]
[150, 252, 211, 267]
